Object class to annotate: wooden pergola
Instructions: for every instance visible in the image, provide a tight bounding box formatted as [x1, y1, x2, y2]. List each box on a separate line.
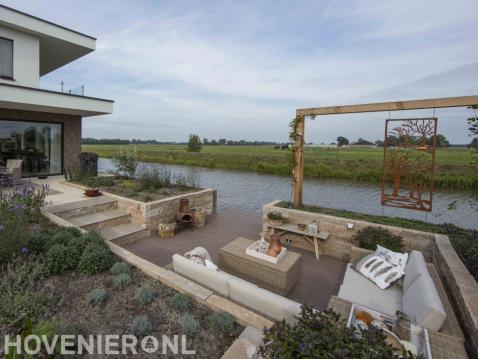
[292, 95, 478, 208]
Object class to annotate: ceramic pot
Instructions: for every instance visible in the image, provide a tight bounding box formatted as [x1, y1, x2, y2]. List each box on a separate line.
[268, 234, 282, 257]
[84, 188, 100, 197]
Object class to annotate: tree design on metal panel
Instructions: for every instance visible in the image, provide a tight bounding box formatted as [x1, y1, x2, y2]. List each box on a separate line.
[381, 118, 437, 211]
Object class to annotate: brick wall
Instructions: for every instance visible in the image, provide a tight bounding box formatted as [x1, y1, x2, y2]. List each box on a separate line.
[0, 108, 82, 172]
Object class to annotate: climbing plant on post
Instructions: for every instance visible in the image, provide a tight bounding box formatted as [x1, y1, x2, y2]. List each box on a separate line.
[289, 114, 316, 208]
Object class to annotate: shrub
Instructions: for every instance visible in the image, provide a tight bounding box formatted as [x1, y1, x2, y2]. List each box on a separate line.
[354, 226, 404, 252]
[46, 244, 77, 274]
[180, 313, 200, 336]
[209, 312, 234, 335]
[112, 146, 139, 178]
[87, 288, 108, 305]
[130, 315, 152, 337]
[0, 257, 54, 327]
[138, 165, 171, 191]
[28, 227, 57, 254]
[167, 293, 191, 311]
[0, 184, 47, 265]
[77, 244, 113, 275]
[267, 211, 284, 221]
[110, 262, 130, 275]
[82, 231, 107, 248]
[47, 230, 77, 249]
[134, 285, 156, 307]
[79, 152, 98, 177]
[260, 306, 395, 359]
[112, 273, 132, 289]
[187, 134, 202, 152]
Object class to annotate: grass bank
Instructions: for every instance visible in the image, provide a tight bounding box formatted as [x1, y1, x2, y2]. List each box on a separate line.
[83, 144, 478, 190]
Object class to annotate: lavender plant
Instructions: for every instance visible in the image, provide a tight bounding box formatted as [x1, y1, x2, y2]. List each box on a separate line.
[0, 184, 47, 265]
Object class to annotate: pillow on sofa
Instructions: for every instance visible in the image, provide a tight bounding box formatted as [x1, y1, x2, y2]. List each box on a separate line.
[375, 245, 408, 272]
[356, 254, 404, 290]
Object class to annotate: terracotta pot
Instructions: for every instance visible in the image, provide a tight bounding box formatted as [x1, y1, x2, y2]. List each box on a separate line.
[268, 234, 282, 257]
[84, 188, 100, 197]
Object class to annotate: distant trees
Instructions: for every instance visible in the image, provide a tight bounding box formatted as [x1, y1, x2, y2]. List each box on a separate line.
[470, 138, 478, 149]
[354, 138, 375, 146]
[336, 136, 349, 147]
[187, 134, 202, 152]
[432, 134, 450, 148]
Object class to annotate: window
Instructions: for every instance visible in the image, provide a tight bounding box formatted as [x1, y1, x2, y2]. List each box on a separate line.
[0, 120, 62, 176]
[0, 37, 13, 80]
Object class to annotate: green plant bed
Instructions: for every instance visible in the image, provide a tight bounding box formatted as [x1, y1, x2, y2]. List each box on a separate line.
[72, 175, 201, 203]
[277, 201, 478, 282]
[1, 205, 243, 357]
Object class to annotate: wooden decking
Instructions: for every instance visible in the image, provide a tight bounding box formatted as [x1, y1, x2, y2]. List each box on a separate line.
[122, 208, 347, 309]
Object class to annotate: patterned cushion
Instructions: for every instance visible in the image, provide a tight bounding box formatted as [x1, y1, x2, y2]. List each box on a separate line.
[356, 254, 405, 290]
[375, 245, 408, 272]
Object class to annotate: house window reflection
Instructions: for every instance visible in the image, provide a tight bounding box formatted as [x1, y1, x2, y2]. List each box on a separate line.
[0, 119, 62, 176]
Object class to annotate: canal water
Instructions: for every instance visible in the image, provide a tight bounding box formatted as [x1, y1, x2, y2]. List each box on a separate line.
[98, 158, 478, 230]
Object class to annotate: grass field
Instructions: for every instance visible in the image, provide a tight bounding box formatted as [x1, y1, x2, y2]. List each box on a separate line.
[83, 144, 478, 190]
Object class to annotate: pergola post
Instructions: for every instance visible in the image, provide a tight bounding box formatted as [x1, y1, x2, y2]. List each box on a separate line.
[293, 115, 304, 208]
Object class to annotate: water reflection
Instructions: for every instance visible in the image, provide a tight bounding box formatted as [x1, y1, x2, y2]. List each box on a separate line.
[99, 158, 478, 229]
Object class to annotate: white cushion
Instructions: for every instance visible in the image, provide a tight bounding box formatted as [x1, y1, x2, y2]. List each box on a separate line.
[228, 278, 302, 323]
[375, 245, 408, 273]
[172, 254, 229, 296]
[205, 259, 218, 271]
[403, 251, 428, 291]
[402, 274, 446, 331]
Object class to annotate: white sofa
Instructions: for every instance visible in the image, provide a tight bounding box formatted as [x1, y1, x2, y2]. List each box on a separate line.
[338, 250, 447, 331]
[172, 254, 302, 323]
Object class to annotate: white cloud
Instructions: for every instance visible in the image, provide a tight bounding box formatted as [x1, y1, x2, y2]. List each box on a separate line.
[3, 0, 477, 143]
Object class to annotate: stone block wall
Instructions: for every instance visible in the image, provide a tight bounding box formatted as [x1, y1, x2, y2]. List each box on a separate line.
[433, 234, 478, 357]
[263, 200, 435, 262]
[111, 189, 217, 231]
[0, 108, 82, 172]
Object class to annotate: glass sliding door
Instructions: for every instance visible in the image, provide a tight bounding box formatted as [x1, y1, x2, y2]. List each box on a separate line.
[0, 119, 62, 176]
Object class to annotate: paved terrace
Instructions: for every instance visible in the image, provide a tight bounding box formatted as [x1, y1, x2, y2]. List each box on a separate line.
[122, 209, 347, 309]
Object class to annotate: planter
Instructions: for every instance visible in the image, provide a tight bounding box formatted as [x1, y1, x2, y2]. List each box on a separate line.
[84, 188, 101, 197]
[158, 223, 175, 238]
[191, 207, 206, 228]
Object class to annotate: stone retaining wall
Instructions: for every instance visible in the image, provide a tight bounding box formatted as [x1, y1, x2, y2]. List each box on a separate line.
[113, 189, 216, 231]
[62, 181, 216, 232]
[263, 200, 434, 261]
[433, 234, 478, 358]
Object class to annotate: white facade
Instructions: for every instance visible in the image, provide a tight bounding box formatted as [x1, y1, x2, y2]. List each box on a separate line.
[0, 4, 112, 116]
[0, 25, 39, 87]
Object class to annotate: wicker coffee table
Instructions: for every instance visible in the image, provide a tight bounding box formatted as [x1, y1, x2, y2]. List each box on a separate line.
[219, 237, 302, 295]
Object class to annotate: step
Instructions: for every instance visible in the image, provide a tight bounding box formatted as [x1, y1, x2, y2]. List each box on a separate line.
[69, 209, 131, 231]
[99, 223, 148, 246]
[47, 197, 117, 219]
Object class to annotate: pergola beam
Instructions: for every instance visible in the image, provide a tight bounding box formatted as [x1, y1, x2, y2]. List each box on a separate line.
[296, 95, 478, 117]
[292, 94, 478, 208]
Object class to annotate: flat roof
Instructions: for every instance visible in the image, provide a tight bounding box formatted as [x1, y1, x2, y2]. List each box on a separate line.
[0, 82, 114, 117]
[0, 4, 97, 75]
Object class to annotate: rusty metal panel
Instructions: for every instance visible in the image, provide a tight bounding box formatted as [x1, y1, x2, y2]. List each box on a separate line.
[381, 118, 438, 212]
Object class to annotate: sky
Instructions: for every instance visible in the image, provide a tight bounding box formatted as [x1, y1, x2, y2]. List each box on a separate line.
[4, 0, 478, 144]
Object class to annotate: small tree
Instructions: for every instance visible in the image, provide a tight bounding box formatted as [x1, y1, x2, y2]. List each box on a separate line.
[336, 136, 349, 147]
[187, 134, 202, 152]
[112, 146, 139, 178]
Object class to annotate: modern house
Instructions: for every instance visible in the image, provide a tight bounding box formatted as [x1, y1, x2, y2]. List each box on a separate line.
[0, 4, 113, 177]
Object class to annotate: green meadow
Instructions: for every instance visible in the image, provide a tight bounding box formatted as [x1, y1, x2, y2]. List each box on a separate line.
[83, 144, 478, 190]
